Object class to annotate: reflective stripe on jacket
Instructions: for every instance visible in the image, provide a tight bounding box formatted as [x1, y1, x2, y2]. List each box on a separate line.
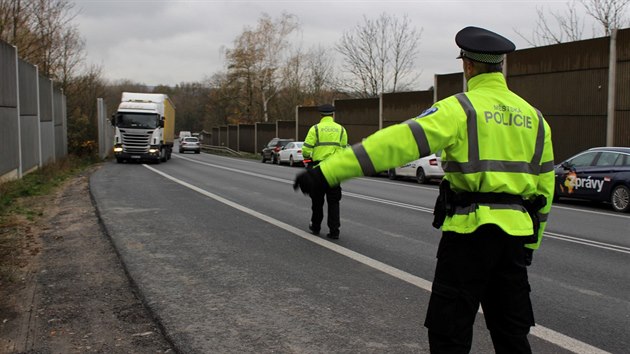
[302, 116, 348, 162]
[318, 72, 554, 249]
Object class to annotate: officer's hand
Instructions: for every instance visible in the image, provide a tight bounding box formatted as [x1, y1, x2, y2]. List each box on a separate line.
[293, 168, 328, 195]
[524, 248, 534, 266]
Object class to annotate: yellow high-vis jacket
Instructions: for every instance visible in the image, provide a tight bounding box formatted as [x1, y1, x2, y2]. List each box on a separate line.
[318, 72, 555, 249]
[302, 116, 348, 163]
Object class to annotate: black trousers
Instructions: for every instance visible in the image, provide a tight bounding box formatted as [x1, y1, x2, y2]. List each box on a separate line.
[310, 184, 342, 235]
[424, 224, 535, 354]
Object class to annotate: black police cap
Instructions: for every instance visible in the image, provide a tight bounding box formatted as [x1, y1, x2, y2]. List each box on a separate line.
[318, 104, 335, 114]
[455, 26, 515, 64]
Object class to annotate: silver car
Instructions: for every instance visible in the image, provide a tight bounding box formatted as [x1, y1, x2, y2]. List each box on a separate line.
[179, 137, 201, 154]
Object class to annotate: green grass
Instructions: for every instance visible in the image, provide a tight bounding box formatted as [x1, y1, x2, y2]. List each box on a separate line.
[0, 155, 98, 283]
[0, 156, 97, 219]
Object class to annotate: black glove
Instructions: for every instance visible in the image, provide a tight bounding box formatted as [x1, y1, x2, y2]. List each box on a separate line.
[293, 167, 328, 195]
[524, 248, 534, 266]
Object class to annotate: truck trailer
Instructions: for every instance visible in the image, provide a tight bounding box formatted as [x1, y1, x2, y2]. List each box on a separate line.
[111, 92, 175, 163]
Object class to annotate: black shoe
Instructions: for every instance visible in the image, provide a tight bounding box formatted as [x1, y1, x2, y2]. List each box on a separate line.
[308, 224, 320, 235]
[326, 233, 339, 240]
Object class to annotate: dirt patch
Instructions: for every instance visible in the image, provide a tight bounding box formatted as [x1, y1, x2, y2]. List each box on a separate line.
[0, 167, 174, 353]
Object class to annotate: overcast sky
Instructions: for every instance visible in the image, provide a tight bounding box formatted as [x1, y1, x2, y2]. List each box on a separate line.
[71, 0, 597, 90]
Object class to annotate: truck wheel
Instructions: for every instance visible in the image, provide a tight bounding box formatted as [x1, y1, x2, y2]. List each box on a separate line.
[116, 158, 123, 163]
[160, 148, 167, 162]
[611, 185, 630, 212]
[387, 169, 397, 180]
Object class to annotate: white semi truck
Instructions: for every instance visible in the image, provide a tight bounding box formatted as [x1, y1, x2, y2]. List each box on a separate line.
[111, 92, 175, 163]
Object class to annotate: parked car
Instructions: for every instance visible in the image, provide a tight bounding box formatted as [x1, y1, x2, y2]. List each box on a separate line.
[261, 138, 293, 164]
[179, 136, 201, 154]
[554, 146, 630, 212]
[387, 151, 444, 184]
[277, 141, 304, 166]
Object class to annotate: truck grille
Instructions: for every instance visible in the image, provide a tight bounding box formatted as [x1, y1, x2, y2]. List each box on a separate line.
[120, 130, 152, 153]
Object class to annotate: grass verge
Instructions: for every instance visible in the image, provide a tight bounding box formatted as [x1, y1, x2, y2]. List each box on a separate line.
[0, 155, 98, 284]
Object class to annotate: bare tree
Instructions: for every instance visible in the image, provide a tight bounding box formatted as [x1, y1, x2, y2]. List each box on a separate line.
[336, 13, 421, 98]
[516, 0, 629, 46]
[515, 2, 585, 46]
[225, 12, 299, 122]
[0, 0, 85, 89]
[580, 0, 630, 35]
[305, 45, 337, 104]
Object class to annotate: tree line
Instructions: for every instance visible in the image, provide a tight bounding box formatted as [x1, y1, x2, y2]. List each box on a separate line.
[1, 0, 628, 157]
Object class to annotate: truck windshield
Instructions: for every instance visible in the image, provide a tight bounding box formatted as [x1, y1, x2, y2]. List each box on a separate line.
[117, 113, 159, 129]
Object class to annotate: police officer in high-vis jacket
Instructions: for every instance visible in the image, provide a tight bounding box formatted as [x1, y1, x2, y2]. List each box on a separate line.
[301, 104, 348, 239]
[294, 27, 554, 354]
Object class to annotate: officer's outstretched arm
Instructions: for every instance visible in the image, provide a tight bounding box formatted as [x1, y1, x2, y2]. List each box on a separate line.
[318, 100, 460, 187]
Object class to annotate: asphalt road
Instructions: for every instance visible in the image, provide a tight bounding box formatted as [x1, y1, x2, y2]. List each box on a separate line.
[89, 152, 630, 353]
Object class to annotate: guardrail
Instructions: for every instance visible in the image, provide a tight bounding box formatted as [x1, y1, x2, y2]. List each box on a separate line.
[201, 144, 243, 157]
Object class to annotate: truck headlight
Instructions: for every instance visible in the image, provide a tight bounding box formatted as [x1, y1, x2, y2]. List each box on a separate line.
[113, 147, 123, 152]
[149, 148, 159, 153]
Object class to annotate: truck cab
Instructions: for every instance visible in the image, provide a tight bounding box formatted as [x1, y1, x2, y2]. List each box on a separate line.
[111, 93, 175, 163]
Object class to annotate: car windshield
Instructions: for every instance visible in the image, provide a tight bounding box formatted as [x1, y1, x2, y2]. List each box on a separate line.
[568, 152, 598, 168]
[295, 142, 303, 148]
[183, 137, 198, 143]
[116, 113, 159, 129]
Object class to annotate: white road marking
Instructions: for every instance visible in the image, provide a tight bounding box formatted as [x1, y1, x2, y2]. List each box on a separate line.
[175, 154, 630, 255]
[144, 164, 611, 354]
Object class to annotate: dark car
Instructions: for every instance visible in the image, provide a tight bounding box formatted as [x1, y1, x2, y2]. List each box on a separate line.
[261, 138, 293, 164]
[179, 137, 201, 154]
[554, 147, 630, 212]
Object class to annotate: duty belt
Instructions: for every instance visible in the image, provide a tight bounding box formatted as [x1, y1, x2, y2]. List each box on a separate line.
[432, 180, 545, 244]
[452, 191, 524, 208]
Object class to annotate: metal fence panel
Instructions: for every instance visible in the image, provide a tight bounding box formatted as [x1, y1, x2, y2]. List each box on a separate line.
[53, 87, 65, 159]
[19, 59, 40, 173]
[435, 73, 463, 101]
[334, 98, 379, 126]
[238, 124, 255, 153]
[97, 98, 113, 160]
[616, 61, 630, 110]
[509, 36, 609, 76]
[0, 107, 19, 180]
[297, 106, 319, 140]
[39, 76, 52, 122]
[228, 125, 238, 150]
[211, 128, 219, 145]
[0, 41, 19, 180]
[614, 111, 630, 146]
[545, 115, 607, 161]
[38, 76, 55, 163]
[219, 126, 228, 146]
[18, 60, 38, 115]
[277, 121, 295, 140]
[0, 41, 17, 108]
[508, 69, 609, 115]
[40, 121, 55, 164]
[382, 90, 434, 127]
[20, 115, 40, 174]
[256, 123, 276, 153]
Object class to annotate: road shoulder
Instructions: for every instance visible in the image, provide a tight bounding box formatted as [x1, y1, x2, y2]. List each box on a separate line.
[0, 166, 173, 353]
